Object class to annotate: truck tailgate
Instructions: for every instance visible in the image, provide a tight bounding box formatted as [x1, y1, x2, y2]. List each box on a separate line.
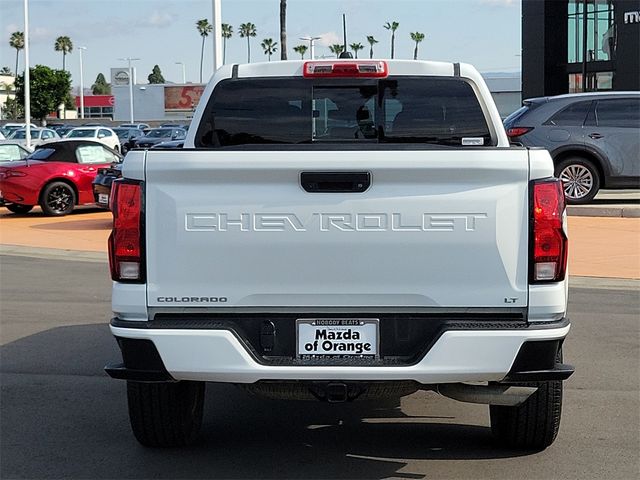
[144, 149, 529, 308]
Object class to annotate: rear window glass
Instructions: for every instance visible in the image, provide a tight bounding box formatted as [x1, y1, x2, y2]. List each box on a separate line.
[196, 76, 493, 148]
[27, 148, 56, 160]
[545, 101, 592, 126]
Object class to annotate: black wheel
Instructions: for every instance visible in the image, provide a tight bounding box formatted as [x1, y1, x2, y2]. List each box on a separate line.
[490, 380, 562, 450]
[127, 381, 205, 447]
[490, 349, 564, 450]
[39, 181, 76, 216]
[555, 157, 600, 204]
[5, 203, 33, 214]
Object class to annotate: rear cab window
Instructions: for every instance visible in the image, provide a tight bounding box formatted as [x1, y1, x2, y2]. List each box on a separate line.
[196, 76, 494, 148]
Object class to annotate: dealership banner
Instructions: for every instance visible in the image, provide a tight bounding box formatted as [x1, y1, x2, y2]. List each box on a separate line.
[164, 85, 205, 111]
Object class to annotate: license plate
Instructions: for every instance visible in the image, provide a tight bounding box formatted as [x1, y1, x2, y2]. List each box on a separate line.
[297, 318, 379, 359]
[98, 193, 109, 205]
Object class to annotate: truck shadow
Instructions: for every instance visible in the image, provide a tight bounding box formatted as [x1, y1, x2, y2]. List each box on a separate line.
[0, 324, 532, 480]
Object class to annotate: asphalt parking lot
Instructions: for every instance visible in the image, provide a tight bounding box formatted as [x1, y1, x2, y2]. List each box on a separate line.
[1, 254, 638, 480]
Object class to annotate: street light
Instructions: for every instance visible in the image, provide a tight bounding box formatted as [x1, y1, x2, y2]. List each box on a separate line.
[78, 47, 86, 119]
[175, 62, 186, 84]
[118, 57, 140, 123]
[211, 0, 222, 72]
[300, 36, 322, 60]
[23, 0, 31, 148]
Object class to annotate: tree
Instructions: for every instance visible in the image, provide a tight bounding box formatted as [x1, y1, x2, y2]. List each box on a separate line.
[9, 32, 24, 79]
[91, 73, 111, 95]
[329, 44, 344, 58]
[54, 36, 73, 71]
[14, 65, 71, 121]
[196, 18, 213, 83]
[239, 22, 257, 63]
[366, 35, 378, 59]
[148, 65, 165, 84]
[410, 32, 425, 60]
[280, 0, 287, 60]
[293, 44, 308, 59]
[221, 23, 233, 64]
[0, 66, 12, 76]
[383, 21, 399, 59]
[350, 42, 364, 59]
[261, 38, 278, 61]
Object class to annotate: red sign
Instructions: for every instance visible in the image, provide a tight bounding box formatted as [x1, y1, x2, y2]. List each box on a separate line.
[75, 95, 114, 108]
[164, 85, 205, 111]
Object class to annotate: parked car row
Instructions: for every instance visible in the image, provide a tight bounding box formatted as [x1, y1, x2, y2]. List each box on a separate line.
[0, 137, 183, 216]
[0, 122, 189, 156]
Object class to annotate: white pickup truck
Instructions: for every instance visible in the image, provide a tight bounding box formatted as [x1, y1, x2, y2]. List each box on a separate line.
[105, 60, 573, 450]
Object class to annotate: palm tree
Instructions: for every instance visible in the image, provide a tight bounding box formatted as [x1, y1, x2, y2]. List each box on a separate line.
[196, 19, 213, 82]
[54, 36, 73, 71]
[366, 35, 378, 59]
[9, 32, 24, 78]
[410, 32, 425, 60]
[350, 42, 364, 59]
[279, 0, 287, 60]
[239, 22, 257, 63]
[329, 44, 344, 58]
[221, 23, 233, 64]
[293, 44, 308, 59]
[383, 21, 399, 59]
[261, 38, 278, 61]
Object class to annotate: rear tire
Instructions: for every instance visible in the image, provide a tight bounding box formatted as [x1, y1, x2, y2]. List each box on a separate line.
[5, 203, 33, 214]
[555, 157, 600, 204]
[490, 380, 562, 450]
[127, 381, 205, 448]
[39, 181, 76, 216]
[490, 348, 564, 450]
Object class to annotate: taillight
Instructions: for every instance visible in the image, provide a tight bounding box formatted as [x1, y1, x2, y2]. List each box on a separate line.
[531, 179, 568, 282]
[506, 127, 533, 138]
[108, 179, 144, 282]
[303, 61, 388, 78]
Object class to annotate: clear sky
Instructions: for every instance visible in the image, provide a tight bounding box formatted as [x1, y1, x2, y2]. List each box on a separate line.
[1, 0, 521, 88]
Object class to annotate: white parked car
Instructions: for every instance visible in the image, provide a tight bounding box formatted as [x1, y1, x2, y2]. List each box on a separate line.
[66, 127, 121, 152]
[7, 128, 59, 146]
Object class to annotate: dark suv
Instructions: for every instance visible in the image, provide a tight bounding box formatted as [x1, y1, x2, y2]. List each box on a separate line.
[504, 92, 639, 204]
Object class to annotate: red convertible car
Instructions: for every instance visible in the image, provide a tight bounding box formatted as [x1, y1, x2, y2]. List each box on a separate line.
[0, 139, 121, 216]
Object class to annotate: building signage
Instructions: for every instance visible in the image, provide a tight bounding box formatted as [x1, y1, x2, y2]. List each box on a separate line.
[624, 11, 639, 24]
[164, 85, 205, 111]
[111, 67, 134, 86]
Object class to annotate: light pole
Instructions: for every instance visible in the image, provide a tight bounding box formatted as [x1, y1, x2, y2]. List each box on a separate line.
[300, 36, 322, 60]
[211, 0, 222, 72]
[23, 0, 31, 147]
[118, 57, 140, 123]
[78, 47, 86, 119]
[175, 62, 186, 83]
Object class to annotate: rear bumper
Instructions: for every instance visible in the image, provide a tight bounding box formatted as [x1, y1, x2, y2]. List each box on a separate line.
[107, 319, 572, 384]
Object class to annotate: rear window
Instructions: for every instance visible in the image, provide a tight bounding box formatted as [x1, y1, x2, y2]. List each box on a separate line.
[196, 76, 493, 148]
[545, 101, 592, 126]
[27, 148, 56, 160]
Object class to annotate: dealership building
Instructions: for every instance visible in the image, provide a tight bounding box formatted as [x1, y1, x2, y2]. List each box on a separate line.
[110, 67, 205, 122]
[522, 0, 640, 99]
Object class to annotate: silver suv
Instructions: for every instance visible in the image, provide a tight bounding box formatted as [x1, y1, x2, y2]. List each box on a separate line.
[504, 92, 640, 204]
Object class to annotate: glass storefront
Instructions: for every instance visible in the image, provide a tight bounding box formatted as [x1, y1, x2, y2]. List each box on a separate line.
[568, 71, 614, 92]
[81, 106, 113, 118]
[568, 0, 615, 63]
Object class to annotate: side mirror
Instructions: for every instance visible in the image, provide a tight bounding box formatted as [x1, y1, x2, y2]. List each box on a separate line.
[98, 133, 106, 139]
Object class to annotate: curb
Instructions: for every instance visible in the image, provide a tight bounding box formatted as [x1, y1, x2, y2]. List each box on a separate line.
[0, 244, 107, 263]
[568, 206, 640, 218]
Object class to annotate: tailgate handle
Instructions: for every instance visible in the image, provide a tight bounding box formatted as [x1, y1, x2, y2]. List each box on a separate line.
[301, 172, 370, 193]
